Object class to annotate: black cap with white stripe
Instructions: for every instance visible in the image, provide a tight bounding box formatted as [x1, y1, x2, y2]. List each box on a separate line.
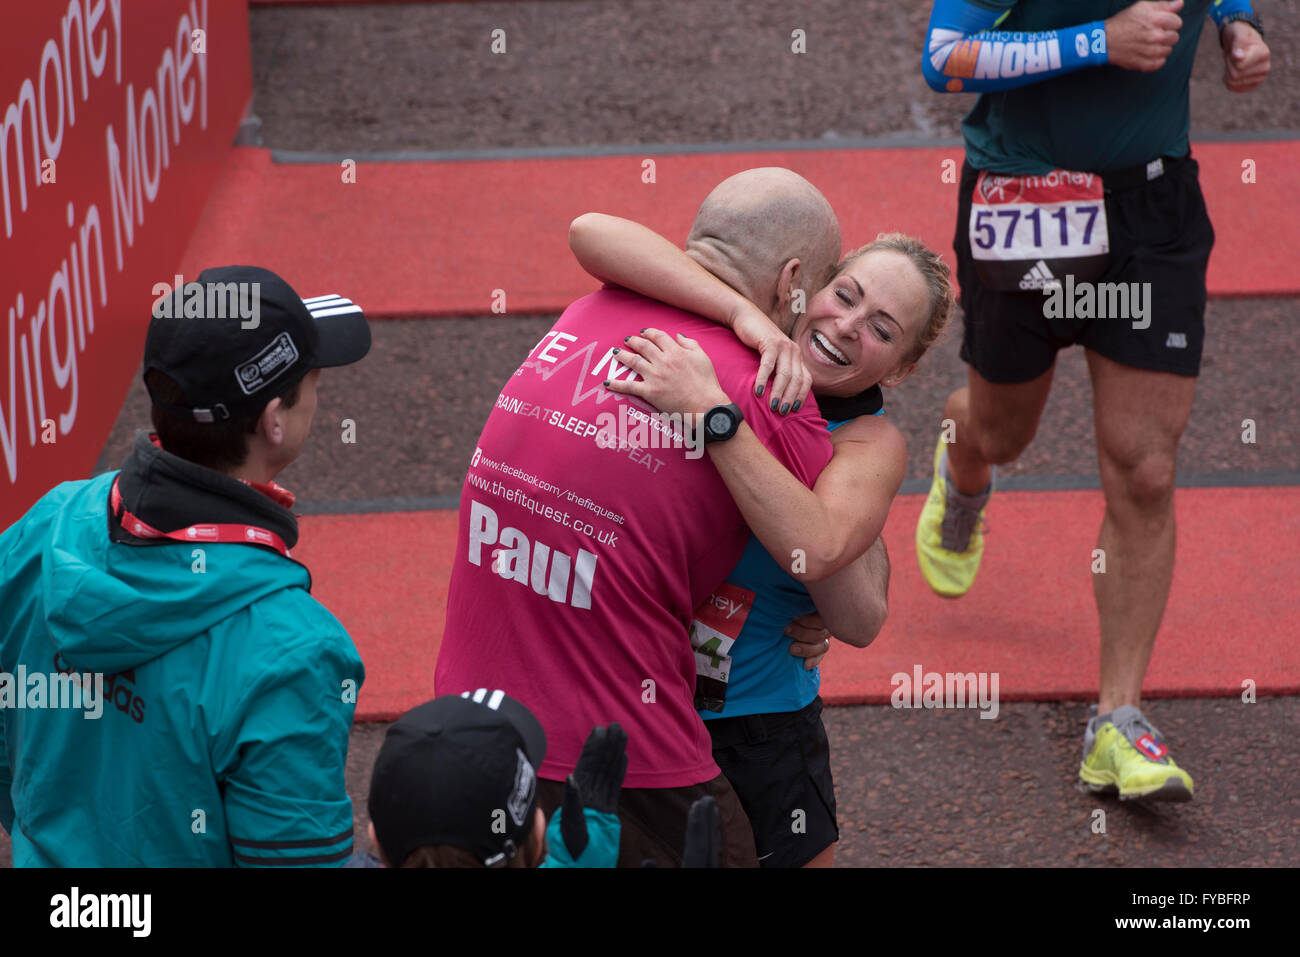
[368, 690, 549, 868]
[144, 265, 371, 422]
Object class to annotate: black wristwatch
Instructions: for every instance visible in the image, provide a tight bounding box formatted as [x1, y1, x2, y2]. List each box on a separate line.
[1219, 11, 1264, 42]
[702, 403, 744, 444]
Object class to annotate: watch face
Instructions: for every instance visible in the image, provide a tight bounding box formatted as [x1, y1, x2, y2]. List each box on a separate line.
[707, 410, 732, 435]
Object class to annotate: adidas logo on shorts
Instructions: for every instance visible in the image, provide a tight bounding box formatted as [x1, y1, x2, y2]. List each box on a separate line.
[1020, 260, 1062, 291]
[1166, 332, 1187, 349]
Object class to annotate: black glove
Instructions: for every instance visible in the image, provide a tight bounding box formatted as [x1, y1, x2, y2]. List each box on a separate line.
[573, 723, 628, 815]
[558, 723, 629, 860]
[680, 795, 720, 868]
[559, 774, 589, 860]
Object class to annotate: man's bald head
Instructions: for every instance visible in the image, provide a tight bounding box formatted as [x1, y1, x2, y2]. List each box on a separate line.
[685, 168, 841, 334]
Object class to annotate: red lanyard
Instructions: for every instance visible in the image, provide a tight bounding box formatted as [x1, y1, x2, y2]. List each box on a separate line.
[110, 477, 292, 558]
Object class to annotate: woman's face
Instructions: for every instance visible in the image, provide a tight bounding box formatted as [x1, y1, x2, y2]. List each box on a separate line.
[790, 249, 931, 397]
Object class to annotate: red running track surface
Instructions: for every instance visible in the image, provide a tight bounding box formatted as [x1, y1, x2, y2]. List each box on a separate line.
[179, 143, 1300, 318]
[290, 486, 1300, 721]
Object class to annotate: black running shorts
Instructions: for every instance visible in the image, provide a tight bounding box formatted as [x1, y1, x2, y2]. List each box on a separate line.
[954, 155, 1215, 383]
[707, 696, 838, 868]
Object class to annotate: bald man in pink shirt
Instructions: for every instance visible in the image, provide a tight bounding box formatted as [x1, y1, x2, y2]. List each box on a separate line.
[437, 169, 842, 867]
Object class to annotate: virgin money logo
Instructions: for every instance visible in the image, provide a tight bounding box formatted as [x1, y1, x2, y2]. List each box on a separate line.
[978, 175, 1023, 204]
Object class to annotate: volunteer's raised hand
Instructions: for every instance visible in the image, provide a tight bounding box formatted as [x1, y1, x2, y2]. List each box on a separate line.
[680, 796, 721, 868]
[559, 723, 628, 860]
[574, 723, 627, 816]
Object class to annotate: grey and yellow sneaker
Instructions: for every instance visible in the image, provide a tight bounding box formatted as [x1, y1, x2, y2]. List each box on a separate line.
[915, 437, 994, 598]
[1079, 705, 1194, 802]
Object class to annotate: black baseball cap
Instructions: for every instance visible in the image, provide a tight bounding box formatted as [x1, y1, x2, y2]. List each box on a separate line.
[368, 691, 548, 868]
[144, 265, 370, 422]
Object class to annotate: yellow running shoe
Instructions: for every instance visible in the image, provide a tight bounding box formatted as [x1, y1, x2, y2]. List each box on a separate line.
[1079, 706, 1194, 802]
[915, 437, 992, 598]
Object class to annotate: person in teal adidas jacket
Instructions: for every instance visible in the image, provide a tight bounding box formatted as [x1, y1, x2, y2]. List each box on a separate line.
[0, 265, 372, 866]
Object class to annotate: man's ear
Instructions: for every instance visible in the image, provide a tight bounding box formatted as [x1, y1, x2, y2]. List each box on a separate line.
[881, 360, 917, 389]
[775, 257, 802, 314]
[530, 806, 548, 867]
[254, 397, 285, 446]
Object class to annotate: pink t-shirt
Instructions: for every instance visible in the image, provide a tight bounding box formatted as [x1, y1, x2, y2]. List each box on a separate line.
[436, 289, 833, 787]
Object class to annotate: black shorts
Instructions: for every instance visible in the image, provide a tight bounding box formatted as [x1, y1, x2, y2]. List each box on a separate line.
[707, 696, 837, 868]
[955, 155, 1215, 383]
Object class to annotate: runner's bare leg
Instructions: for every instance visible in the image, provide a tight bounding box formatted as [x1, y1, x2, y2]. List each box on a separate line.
[1087, 350, 1196, 713]
[943, 363, 1056, 494]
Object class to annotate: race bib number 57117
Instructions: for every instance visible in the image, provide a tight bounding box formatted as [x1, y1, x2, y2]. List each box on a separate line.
[970, 168, 1109, 292]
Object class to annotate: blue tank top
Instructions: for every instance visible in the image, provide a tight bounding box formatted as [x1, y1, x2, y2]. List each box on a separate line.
[695, 414, 875, 720]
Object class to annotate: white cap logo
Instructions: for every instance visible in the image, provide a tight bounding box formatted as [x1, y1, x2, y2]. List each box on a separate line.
[507, 748, 535, 827]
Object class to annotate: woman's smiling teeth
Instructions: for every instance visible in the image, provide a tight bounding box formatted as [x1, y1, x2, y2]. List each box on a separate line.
[810, 330, 850, 366]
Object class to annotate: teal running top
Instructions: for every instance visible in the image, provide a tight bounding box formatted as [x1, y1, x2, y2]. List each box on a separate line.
[698, 416, 866, 720]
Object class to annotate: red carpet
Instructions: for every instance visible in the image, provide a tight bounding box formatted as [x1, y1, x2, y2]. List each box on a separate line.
[290, 486, 1300, 721]
[179, 143, 1300, 318]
